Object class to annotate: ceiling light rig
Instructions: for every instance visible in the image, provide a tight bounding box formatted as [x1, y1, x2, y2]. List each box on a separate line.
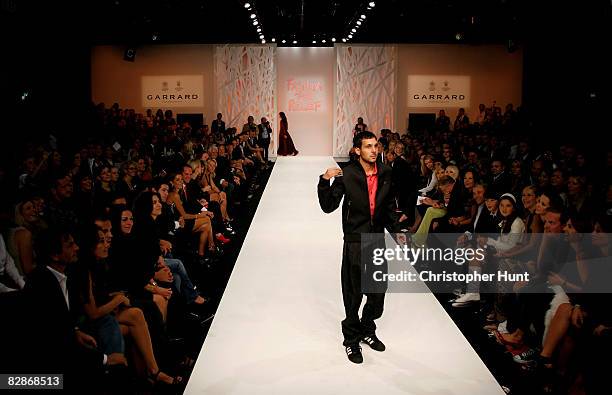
[243, 2, 266, 43]
[342, 1, 377, 43]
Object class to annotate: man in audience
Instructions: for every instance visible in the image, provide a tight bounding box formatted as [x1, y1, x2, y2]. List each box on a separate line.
[435, 109, 450, 132]
[211, 113, 225, 138]
[24, 228, 125, 382]
[487, 159, 511, 194]
[241, 115, 256, 134]
[257, 117, 272, 162]
[46, 172, 79, 230]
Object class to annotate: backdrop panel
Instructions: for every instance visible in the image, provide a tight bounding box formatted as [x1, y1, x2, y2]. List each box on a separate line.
[277, 47, 335, 156]
[334, 45, 397, 157]
[214, 45, 277, 155]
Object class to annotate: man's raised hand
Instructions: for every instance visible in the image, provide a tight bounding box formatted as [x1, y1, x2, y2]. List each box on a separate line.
[323, 167, 343, 180]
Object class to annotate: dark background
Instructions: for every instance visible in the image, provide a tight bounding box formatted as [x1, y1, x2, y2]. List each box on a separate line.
[1, 0, 609, 155]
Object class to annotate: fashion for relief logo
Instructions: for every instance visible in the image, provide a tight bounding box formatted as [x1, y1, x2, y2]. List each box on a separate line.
[287, 78, 323, 112]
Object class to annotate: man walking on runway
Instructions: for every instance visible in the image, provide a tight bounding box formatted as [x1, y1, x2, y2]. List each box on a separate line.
[318, 131, 401, 364]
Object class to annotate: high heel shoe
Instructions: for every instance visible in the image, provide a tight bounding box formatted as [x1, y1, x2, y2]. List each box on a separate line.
[216, 233, 231, 244]
[147, 370, 184, 388]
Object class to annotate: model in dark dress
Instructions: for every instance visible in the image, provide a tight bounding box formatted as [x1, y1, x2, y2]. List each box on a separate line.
[277, 112, 298, 156]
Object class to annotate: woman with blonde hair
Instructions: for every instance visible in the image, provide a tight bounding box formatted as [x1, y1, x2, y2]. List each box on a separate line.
[201, 159, 232, 224]
[7, 198, 47, 275]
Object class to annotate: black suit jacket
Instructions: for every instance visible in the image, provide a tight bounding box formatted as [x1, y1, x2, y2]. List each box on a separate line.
[470, 204, 501, 234]
[318, 161, 400, 242]
[23, 266, 103, 372]
[488, 171, 512, 194]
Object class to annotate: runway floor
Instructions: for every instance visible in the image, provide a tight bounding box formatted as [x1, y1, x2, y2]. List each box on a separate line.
[185, 156, 505, 395]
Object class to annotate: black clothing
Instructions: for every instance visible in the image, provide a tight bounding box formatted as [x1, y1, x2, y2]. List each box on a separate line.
[257, 123, 271, 161]
[318, 161, 402, 346]
[318, 161, 401, 242]
[389, 157, 416, 215]
[23, 266, 104, 373]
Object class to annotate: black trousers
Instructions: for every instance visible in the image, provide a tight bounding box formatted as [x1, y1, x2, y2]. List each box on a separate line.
[341, 241, 386, 346]
[259, 138, 270, 161]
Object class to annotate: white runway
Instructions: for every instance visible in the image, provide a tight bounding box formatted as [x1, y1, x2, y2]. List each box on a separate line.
[185, 156, 505, 395]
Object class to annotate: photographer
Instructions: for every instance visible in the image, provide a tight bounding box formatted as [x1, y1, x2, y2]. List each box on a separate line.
[258, 117, 272, 162]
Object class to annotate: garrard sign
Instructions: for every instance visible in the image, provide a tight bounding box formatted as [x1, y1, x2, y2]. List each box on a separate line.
[142, 75, 204, 107]
[407, 75, 470, 108]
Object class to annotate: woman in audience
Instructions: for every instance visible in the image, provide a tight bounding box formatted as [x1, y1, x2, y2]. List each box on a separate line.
[73, 224, 129, 371]
[452, 170, 478, 231]
[131, 194, 179, 323]
[496, 186, 544, 260]
[483, 193, 526, 251]
[93, 165, 114, 211]
[537, 169, 551, 190]
[166, 173, 217, 264]
[7, 198, 44, 275]
[116, 160, 140, 203]
[412, 175, 459, 246]
[109, 206, 170, 348]
[69, 151, 82, 177]
[524, 215, 601, 391]
[444, 165, 460, 180]
[137, 157, 153, 183]
[110, 166, 120, 186]
[201, 159, 232, 224]
[73, 171, 95, 221]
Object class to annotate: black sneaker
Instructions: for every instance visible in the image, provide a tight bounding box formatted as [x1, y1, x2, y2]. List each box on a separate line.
[361, 334, 386, 352]
[345, 344, 363, 364]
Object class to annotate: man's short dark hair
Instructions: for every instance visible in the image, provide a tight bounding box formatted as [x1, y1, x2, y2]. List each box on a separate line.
[353, 131, 377, 149]
[546, 206, 568, 225]
[36, 227, 73, 266]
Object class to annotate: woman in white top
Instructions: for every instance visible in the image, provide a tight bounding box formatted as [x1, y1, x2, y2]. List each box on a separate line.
[486, 193, 526, 251]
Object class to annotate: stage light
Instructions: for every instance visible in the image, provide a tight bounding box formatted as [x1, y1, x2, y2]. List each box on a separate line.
[312, 40, 316, 44]
[361, 14, 366, 19]
[356, 20, 362, 25]
[257, 27, 261, 32]
[351, 28, 356, 33]
[342, 38, 347, 42]
[253, 20, 258, 25]
[259, 34, 264, 39]
[293, 40, 297, 44]
[282, 39, 286, 43]
[369, 1, 375, 7]
[322, 39, 326, 43]
[348, 34, 353, 38]
[250, 13, 256, 19]
[244, 3, 250, 8]
[455, 32, 464, 41]
[271, 38, 276, 42]
[261, 39, 266, 43]
[331, 37, 336, 42]
[152, 32, 159, 41]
